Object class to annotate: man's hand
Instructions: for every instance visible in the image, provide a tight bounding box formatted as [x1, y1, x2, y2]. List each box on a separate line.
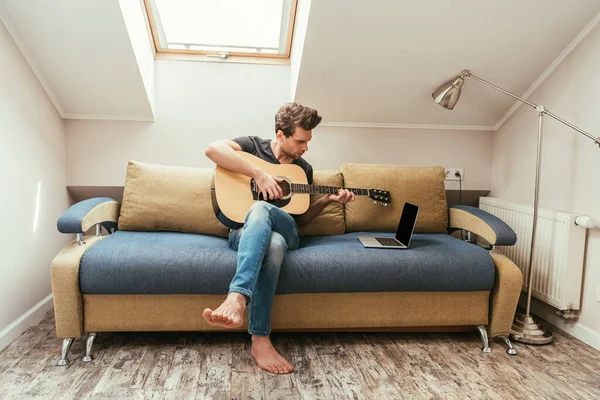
[255, 171, 284, 200]
[296, 188, 355, 227]
[327, 189, 356, 204]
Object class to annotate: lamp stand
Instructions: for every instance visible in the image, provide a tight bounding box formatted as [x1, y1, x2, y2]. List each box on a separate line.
[441, 71, 600, 345]
[509, 106, 553, 345]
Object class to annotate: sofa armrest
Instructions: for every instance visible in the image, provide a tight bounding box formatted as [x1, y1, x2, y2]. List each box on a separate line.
[57, 197, 120, 234]
[51, 235, 106, 338]
[448, 205, 517, 246]
[488, 253, 523, 337]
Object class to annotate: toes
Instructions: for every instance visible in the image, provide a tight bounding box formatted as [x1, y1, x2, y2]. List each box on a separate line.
[278, 359, 293, 374]
[258, 360, 292, 374]
[215, 311, 231, 323]
[202, 308, 213, 321]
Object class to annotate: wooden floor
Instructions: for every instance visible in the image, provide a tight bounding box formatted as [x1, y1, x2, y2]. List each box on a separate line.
[1, 311, 599, 399]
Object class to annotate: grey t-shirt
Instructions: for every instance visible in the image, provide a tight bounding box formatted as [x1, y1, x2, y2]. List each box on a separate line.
[232, 136, 313, 185]
[215, 136, 313, 229]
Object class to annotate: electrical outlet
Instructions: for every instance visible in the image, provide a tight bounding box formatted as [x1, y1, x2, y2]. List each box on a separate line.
[445, 168, 464, 181]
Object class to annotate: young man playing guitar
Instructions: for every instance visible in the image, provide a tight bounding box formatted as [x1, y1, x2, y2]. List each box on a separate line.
[204, 102, 355, 374]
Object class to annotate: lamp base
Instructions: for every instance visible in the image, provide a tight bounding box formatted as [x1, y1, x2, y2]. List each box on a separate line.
[509, 313, 553, 344]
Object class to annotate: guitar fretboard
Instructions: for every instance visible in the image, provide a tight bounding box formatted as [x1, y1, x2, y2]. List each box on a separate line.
[290, 184, 369, 195]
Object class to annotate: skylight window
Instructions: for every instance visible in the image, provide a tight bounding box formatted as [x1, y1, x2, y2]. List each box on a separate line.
[144, 0, 297, 60]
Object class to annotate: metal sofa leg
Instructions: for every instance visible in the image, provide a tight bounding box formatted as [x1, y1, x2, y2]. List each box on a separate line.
[476, 325, 492, 353]
[57, 338, 74, 366]
[495, 335, 518, 355]
[82, 333, 98, 363]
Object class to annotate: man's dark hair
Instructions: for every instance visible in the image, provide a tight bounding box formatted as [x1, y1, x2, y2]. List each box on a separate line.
[274, 102, 322, 137]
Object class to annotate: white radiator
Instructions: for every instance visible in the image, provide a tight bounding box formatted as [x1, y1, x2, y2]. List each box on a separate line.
[479, 197, 586, 311]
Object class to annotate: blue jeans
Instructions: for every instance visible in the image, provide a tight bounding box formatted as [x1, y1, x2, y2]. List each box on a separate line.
[227, 202, 300, 336]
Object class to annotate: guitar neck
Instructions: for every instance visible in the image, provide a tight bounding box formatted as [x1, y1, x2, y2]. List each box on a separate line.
[290, 184, 369, 196]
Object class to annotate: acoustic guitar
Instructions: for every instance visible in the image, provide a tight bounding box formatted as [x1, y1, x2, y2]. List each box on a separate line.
[214, 152, 391, 226]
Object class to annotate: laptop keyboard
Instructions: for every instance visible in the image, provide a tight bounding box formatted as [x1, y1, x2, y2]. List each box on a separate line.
[375, 237, 404, 247]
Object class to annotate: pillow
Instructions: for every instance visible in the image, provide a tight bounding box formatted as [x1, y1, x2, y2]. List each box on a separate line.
[298, 170, 345, 236]
[118, 161, 228, 237]
[341, 164, 448, 233]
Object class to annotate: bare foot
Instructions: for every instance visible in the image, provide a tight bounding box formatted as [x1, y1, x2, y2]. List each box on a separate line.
[202, 292, 246, 329]
[251, 335, 294, 374]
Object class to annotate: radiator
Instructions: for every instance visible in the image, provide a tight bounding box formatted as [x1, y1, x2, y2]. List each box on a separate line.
[479, 197, 586, 311]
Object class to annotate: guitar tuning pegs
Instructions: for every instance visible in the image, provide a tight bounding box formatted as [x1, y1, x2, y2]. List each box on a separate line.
[373, 200, 377, 204]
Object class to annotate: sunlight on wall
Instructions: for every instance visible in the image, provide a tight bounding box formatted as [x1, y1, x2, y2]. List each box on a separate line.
[32, 181, 41, 232]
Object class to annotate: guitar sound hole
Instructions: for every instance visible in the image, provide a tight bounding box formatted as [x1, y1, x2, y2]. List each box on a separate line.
[278, 181, 291, 197]
[250, 178, 291, 200]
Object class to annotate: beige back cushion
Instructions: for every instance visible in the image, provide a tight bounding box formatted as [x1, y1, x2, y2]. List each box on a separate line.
[118, 161, 228, 237]
[298, 170, 345, 236]
[341, 164, 448, 233]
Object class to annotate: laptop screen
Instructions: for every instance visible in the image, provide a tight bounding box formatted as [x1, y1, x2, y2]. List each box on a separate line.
[395, 203, 419, 245]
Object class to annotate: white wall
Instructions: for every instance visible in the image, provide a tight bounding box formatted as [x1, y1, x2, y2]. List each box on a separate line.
[65, 59, 291, 185]
[492, 22, 600, 349]
[309, 126, 493, 190]
[65, 58, 493, 189]
[290, 0, 312, 99]
[0, 21, 70, 349]
[119, 0, 155, 115]
[0, 0, 154, 120]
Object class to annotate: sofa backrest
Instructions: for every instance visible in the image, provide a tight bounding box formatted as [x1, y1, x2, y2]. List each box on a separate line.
[118, 161, 229, 237]
[298, 170, 345, 236]
[118, 160, 447, 236]
[341, 163, 448, 233]
[118, 161, 344, 237]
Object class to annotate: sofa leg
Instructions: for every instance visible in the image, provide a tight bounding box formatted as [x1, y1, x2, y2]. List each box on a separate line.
[476, 325, 492, 353]
[82, 333, 98, 363]
[495, 335, 518, 355]
[57, 338, 74, 366]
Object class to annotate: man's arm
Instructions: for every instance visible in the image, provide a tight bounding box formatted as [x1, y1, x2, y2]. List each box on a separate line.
[205, 140, 261, 179]
[295, 190, 355, 227]
[205, 140, 283, 200]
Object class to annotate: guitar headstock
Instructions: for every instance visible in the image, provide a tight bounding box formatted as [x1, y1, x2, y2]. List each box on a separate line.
[368, 189, 391, 206]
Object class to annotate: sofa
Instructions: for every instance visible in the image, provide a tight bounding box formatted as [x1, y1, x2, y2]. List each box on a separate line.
[51, 160, 523, 366]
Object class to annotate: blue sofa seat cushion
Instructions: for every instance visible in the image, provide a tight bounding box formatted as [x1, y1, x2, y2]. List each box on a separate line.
[79, 231, 495, 295]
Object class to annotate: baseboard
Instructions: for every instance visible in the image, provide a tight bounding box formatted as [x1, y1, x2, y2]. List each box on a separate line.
[519, 295, 600, 352]
[0, 294, 54, 352]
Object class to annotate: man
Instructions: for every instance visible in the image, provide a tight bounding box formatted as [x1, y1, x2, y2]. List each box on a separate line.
[203, 102, 355, 374]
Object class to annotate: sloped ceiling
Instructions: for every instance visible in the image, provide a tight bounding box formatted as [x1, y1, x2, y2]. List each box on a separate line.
[2, 0, 600, 127]
[295, 0, 600, 129]
[0, 0, 153, 120]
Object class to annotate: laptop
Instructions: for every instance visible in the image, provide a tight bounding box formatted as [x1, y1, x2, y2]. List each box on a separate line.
[357, 202, 420, 249]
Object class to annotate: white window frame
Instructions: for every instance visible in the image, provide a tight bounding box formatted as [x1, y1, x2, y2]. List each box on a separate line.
[142, 0, 297, 64]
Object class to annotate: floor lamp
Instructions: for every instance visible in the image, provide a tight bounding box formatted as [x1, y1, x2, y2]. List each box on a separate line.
[432, 70, 600, 345]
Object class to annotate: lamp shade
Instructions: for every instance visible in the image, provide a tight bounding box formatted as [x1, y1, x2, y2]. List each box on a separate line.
[432, 76, 465, 110]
